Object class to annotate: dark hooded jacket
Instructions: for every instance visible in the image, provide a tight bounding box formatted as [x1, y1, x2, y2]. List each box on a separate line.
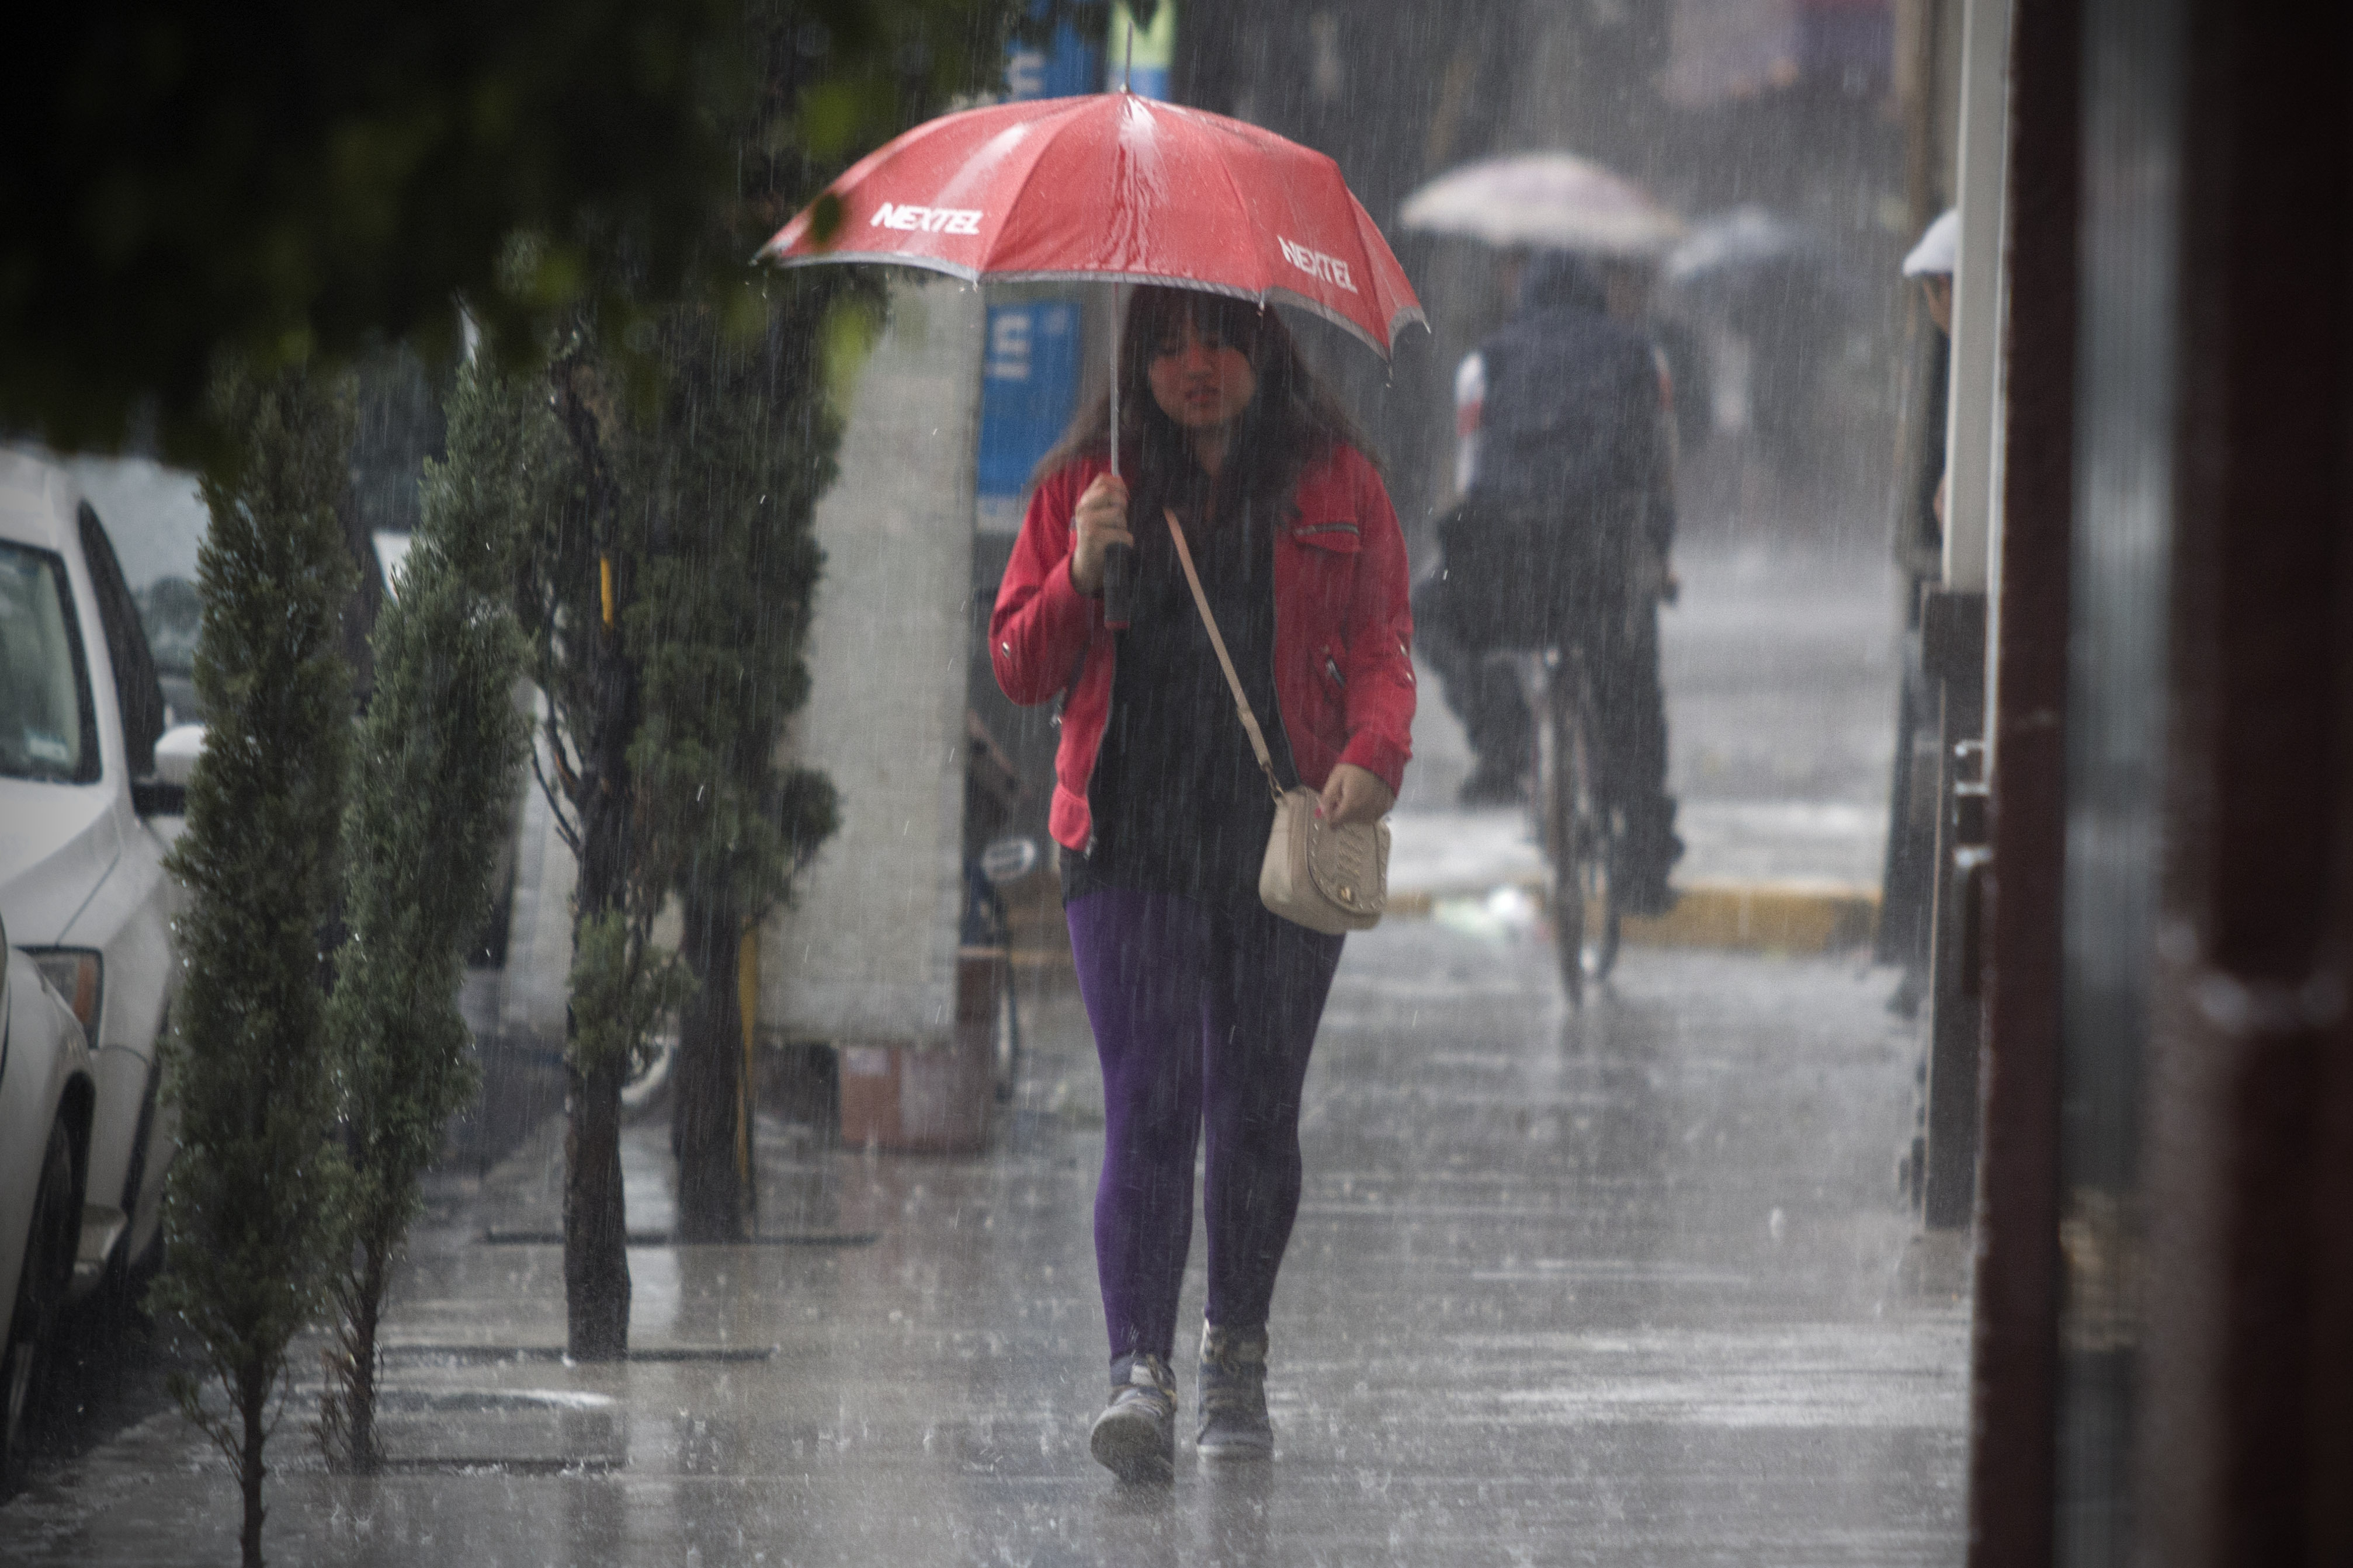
[1471, 253, 1663, 515]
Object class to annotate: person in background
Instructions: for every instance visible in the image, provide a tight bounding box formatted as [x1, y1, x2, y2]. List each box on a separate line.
[1878, 207, 1959, 1024]
[1414, 251, 1683, 916]
[1903, 209, 1959, 527]
[991, 286, 1415, 1483]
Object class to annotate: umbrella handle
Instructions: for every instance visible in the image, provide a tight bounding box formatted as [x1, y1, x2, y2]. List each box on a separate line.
[1103, 277, 1129, 628]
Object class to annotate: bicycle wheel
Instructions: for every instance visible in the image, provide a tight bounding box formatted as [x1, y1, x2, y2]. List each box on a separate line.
[992, 952, 1022, 1105]
[1547, 653, 1625, 1002]
[1540, 657, 1588, 1004]
[1575, 740, 1623, 985]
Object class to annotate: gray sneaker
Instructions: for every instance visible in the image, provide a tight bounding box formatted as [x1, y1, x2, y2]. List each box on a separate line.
[1195, 1322, 1272, 1460]
[1090, 1352, 1178, 1483]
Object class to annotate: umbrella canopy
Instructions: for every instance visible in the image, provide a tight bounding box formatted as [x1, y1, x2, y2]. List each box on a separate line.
[1398, 153, 1685, 257]
[1663, 204, 1849, 332]
[761, 93, 1425, 358]
[1664, 204, 1823, 287]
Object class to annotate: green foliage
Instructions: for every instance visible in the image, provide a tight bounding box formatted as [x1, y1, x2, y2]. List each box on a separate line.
[318, 446, 530, 1468]
[5, 1, 741, 460]
[6, 0, 1071, 465]
[431, 353, 688, 1078]
[426, 357, 585, 705]
[149, 361, 357, 1559]
[412, 0, 1036, 1259]
[627, 298, 842, 927]
[617, 0, 1057, 945]
[733, 0, 1089, 242]
[615, 290, 845, 1240]
[568, 910, 695, 1077]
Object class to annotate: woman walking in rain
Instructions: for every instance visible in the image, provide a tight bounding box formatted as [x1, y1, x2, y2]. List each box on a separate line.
[991, 287, 1416, 1482]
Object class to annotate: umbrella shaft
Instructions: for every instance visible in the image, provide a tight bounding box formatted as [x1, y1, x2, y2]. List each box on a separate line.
[1109, 280, 1124, 480]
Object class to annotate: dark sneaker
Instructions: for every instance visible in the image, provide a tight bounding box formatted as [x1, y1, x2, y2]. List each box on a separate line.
[1616, 802, 1684, 918]
[1195, 1322, 1272, 1461]
[1617, 868, 1678, 919]
[1090, 1352, 1177, 1483]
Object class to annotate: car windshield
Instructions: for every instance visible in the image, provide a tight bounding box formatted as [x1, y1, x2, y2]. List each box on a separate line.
[0, 540, 96, 782]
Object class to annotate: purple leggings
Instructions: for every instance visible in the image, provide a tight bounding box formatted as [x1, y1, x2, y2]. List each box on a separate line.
[1066, 889, 1345, 1364]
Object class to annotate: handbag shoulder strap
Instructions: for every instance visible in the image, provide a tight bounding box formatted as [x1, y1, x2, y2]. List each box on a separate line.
[1163, 508, 1285, 804]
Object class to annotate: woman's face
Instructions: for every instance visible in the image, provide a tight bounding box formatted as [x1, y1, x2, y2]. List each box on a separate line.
[1147, 314, 1258, 432]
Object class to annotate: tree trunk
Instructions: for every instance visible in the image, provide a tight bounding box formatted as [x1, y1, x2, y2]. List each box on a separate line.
[555, 346, 638, 1362]
[238, 1361, 270, 1567]
[563, 619, 637, 1360]
[345, 1239, 386, 1473]
[673, 884, 746, 1242]
[564, 1048, 633, 1358]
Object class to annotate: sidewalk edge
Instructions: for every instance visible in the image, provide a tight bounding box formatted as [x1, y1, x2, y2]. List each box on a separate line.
[1390, 877, 1880, 955]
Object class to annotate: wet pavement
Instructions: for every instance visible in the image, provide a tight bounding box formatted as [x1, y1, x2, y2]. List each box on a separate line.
[1397, 538, 1899, 895]
[0, 921, 1966, 1564]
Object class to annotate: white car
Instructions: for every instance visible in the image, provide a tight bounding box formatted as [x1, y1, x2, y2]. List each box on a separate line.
[1, 916, 98, 1488]
[0, 450, 195, 1315]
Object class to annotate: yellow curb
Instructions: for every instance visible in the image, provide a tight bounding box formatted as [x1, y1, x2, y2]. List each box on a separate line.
[1395, 877, 1880, 956]
[1618, 880, 1879, 954]
[1012, 879, 1881, 959]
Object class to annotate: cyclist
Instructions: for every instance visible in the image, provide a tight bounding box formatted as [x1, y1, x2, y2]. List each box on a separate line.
[1414, 249, 1682, 915]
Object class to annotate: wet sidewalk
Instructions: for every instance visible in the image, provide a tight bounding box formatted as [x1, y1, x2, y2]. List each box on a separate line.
[1, 927, 1965, 1565]
[1389, 540, 1901, 955]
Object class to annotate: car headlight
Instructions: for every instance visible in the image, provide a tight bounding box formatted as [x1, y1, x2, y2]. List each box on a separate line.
[27, 949, 103, 1036]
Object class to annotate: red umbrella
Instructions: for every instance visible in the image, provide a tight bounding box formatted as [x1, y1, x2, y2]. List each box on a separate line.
[759, 91, 1425, 361]
[761, 91, 1422, 625]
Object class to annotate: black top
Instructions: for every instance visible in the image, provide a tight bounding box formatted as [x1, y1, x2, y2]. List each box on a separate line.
[1061, 458, 1296, 905]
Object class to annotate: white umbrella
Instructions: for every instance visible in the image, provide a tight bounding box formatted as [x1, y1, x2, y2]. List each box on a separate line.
[1664, 204, 1822, 287]
[1398, 153, 1685, 256]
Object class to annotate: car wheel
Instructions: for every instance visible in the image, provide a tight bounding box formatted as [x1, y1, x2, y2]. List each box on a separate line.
[1, 1121, 77, 1496]
[105, 1057, 165, 1300]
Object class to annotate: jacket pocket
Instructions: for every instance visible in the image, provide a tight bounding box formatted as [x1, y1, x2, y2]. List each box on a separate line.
[1289, 519, 1362, 551]
[1285, 519, 1362, 647]
[1299, 642, 1349, 760]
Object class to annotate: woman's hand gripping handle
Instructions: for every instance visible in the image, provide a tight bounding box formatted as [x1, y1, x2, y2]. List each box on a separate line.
[1068, 473, 1136, 627]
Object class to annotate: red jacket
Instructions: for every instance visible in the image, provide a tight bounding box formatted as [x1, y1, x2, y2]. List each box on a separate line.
[991, 443, 1416, 854]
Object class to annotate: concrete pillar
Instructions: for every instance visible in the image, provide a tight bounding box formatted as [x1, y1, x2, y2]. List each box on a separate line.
[760, 273, 984, 1048]
[1943, 0, 2011, 606]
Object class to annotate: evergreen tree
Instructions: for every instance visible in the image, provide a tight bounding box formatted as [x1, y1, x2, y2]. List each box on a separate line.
[631, 303, 839, 1241]
[418, 346, 681, 1361]
[318, 372, 530, 1470]
[432, 0, 1047, 1343]
[151, 362, 356, 1568]
[634, 0, 1037, 1240]
[538, 327, 683, 1357]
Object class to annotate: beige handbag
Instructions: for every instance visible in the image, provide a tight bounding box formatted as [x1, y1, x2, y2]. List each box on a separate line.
[1163, 510, 1389, 935]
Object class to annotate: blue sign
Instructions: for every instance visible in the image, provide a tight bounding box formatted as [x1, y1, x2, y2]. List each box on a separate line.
[1005, 15, 1101, 102]
[977, 301, 1082, 510]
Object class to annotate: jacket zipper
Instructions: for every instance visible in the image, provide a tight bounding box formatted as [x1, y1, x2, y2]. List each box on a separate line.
[1264, 501, 1304, 793]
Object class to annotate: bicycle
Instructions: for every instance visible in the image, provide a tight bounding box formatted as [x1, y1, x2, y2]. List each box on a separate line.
[1521, 641, 1623, 1006]
[967, 836, 1040, 1105]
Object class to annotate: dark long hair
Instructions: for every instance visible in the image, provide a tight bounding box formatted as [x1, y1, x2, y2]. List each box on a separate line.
[1032, 287, 1376, 517]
